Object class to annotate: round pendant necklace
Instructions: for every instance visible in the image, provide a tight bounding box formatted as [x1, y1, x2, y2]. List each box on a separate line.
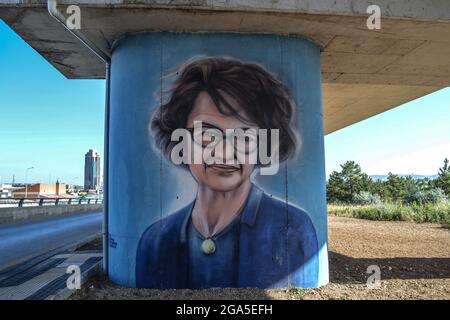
[195, 206, 244, 256]
[201, 238, 216, 255]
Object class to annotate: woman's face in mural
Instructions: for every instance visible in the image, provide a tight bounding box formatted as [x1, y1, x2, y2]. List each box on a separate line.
[186, 91, 256, 192]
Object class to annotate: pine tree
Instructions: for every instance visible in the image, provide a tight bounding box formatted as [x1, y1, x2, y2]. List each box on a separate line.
[327, 161, 373, 203]
[435, 158, 450, 196]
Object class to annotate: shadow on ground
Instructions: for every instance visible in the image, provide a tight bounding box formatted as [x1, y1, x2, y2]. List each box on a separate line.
[329, 251, 450, 284]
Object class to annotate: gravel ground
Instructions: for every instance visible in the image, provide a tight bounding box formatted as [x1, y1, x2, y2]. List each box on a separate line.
[72, 216, 450, 300]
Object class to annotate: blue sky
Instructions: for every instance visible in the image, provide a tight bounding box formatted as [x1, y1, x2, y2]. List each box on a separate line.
[0, 20, 449, 185]
[325, 87, 450, 177]
[0, 21, 104, 185]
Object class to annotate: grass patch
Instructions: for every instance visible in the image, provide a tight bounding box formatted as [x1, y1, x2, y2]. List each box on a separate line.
[328, 200, 450, 225]
[286, 286, 305, 299]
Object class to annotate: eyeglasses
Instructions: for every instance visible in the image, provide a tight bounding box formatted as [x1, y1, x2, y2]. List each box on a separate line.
[186, 126, 259, 155]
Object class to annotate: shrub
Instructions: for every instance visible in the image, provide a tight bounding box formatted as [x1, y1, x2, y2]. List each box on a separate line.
[352, 191, 382, 205]
[403, 188, 446, 205]
[426, 188, 447, 203]
[328, 200, 450, 225]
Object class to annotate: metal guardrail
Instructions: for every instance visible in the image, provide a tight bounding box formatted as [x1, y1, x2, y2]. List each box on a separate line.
[0, 198, 103, 208]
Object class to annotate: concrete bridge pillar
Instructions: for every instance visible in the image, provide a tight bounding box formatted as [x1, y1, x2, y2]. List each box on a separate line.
[107, 32, 328, 288]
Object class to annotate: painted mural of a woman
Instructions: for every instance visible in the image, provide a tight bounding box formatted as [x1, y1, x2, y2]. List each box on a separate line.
[136, 57, 319, 289]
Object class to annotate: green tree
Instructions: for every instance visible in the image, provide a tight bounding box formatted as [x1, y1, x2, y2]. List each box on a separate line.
[435, 158, 450, 196]
[383, 173, 418, 202]
[327, 161, 373, 203]
[371, 179, 390, 201]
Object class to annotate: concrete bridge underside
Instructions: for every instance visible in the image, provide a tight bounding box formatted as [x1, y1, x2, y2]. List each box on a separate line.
[1, 0, 449, 133]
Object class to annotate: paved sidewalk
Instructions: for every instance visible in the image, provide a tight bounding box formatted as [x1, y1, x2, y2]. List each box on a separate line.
[0, 249, 102, 300]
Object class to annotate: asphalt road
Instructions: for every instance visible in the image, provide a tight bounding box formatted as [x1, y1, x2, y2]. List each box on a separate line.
[0, 212, 103, 272]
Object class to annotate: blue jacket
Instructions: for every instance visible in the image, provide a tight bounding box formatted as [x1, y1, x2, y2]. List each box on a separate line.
[136, 185, 319, 289]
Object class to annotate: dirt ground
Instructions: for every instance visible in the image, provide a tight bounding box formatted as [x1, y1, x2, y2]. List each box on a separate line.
[72, 216, 450, 300]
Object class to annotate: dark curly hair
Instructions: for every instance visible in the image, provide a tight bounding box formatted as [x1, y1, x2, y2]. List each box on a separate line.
[151, 57, 298, 164]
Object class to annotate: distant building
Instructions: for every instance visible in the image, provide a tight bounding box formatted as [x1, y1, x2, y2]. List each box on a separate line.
[0, 184, 14, 198]
[12, 182, 69, 198]
[84, 149, 102, 192]
[66, 184, 84, 196]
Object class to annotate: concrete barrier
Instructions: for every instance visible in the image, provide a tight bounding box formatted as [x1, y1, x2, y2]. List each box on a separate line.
[0, 205, 103, 226]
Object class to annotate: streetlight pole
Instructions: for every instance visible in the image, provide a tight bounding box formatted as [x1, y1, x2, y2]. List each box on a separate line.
[25, 166, 34, 199]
